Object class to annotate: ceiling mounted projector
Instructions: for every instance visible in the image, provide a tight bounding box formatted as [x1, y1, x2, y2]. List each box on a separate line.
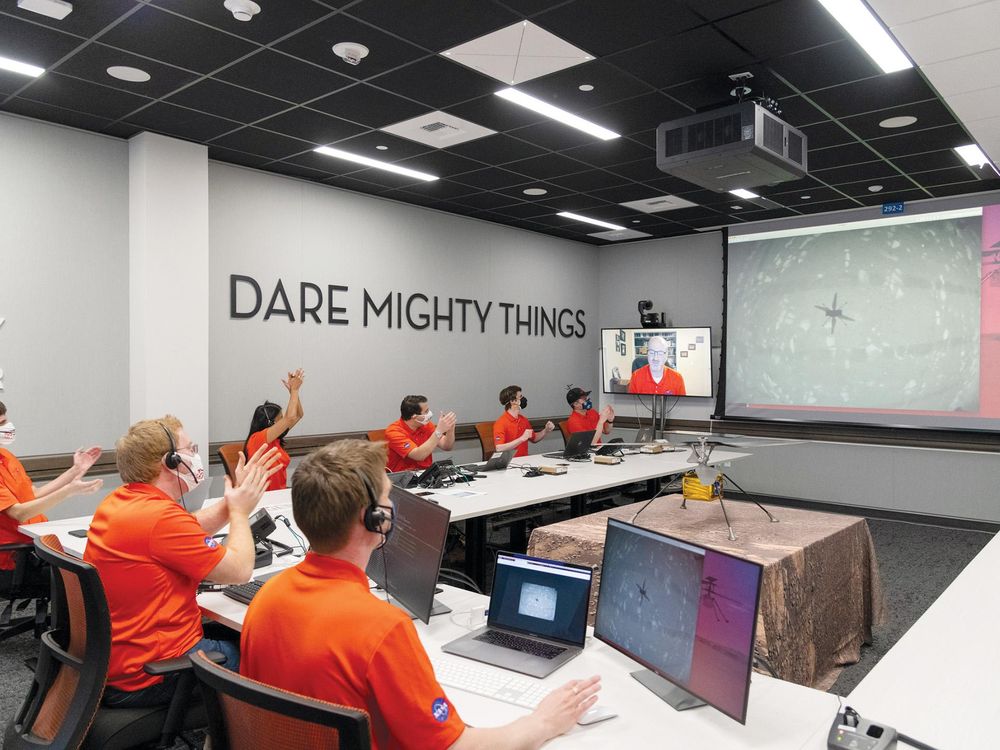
[223, 0, 260, 22]
[656, 101, 808, 192]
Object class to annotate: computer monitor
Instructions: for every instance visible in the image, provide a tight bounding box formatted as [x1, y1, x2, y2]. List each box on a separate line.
[365, 485, 453, 624]
[601, 327, 713, 397]
[594, 518, 763, 724]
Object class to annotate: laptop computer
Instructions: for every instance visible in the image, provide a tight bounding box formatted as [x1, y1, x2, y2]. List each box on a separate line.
[635, 426, 654, 443]
[441, 551, 593, 678]
[460, 449, 514, 474]
[542, 430, 595, 460]
[387, 470, 415, 489]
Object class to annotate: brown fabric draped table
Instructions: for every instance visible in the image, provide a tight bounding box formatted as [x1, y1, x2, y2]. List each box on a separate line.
[526, 495, 886, 689]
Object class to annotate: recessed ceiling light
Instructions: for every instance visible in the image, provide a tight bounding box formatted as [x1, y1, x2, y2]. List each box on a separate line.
[632, 220, 640, 224]
[495, 88, 619, 140]
[523, 187, 547, 196]
[223, 0, 260, 22]
[107, 65, 150, 82]
[868, 184, 883, 192]
[557, 211, 625, 231]
[817, 0, 911, 74]
[954, 144, 992, 168]
[17, 0, 73, 20]
[375, 145, 388, 151]
[878, 115, 917, 129]
[732, 205, 743, 210]
[578, 84, 594, 92]
[729, 188, 759, 200]
[0, 54, 44, 78]
[313, 147, 438, 182]
[801, 195, 811, 199]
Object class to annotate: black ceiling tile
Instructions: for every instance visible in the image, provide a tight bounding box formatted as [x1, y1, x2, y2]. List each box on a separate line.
[310, 83, 427, 128]
[102, 121, 144, 139]
[855, 188, 931, 207]
[370, 55, 500, 109]
[209, 126, 314, 160]
[99, 5, 257, 73]
[930, 179, 1000, 198]
[841, 99, 958, 142]
[838, 175, 918, 197]
[625, 129, 655, 147]
[0, 97, 114, 131]
[207, 145, 271, 168]
[534, 0, 703, 57]
[53, 43, 199, 99]
[559, 137, 653, 168]
[574, 204, 643, 221]
[4, 0, 138, 38]
[581, 92, 691, 136]
[913, 166, 979, 188]
[387, 179, 481, 199]
[508, 118, 601, 151]
[672, 187, 729, 205]
[812, 160, 899, 185]
[449, 191, 523, 211]
[608, 27, 755, 90]
[150, 0, 334, 45]
[14, 72, 152, 120]
[497, 0, 568, 16]
[332, 129, 434, 160]
[756, 174, 826, 196]
[503, 151, 589, 180]
[548, 169, 631, 192]
[609, 157, 672, 183]
[868, 124, 970, 159]
[674, 214, 731, 229]
[717, 0, 844, 60]
[891, 150, 966, 173]
[809, 69, 937, 119]
[274, 14, 426, 79]
[450, 167, 533, 191]
[266, 160, 338, 181]
[493, 201, 559, 219]
[800, 120, 856, 150]
[728, 207, 797, 222]
[587, 183, 652, 203]
[124, 102, 240, 141]
[794, 197, 861, 214]
[643, 173, 707, 194]
[650, 205, 723, 222]
[446, 93, 547, 132]
[777, 95, 828, 127]
[664, 66, 791, 112]
[214, 50, 354, 104]
[0, 15, 84, 69]
[768, 40, 879, 94]
[493, 181, 573, 201]
[0, 70, 24, 96]
[768, 186, 846, 205]
[808, 141, 878, 171]
[518, 59, 655, 110]
[387, 149, 484, 178]
[283, 148, 362, 174]
[443, 133, 547, 164]
[535, 193, 610, 212]
[167, 78, 289, 123]
[681, 0, 780, 22]
[347, 0, 518, 51]
[256, 107, 367, 145]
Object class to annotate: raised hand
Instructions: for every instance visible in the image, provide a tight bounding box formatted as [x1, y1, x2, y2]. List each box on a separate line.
[544, 420, 555, 432]
[600, 405, 614, 421]
[282, 368, 305, 392]
[68, 477, 104, 496]
[439, 412, 457, 433]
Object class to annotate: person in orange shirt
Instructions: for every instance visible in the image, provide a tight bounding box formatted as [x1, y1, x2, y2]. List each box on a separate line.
[565, 387, 615, 446]
[85, 415, 277, 708]
[241, 439, 600, 750]
[492, 385, 555, 458]
[0, 400, 104, 590]
[244, 368, 304, 491]
[627, 336, 687, 396]
[384, 395, 457, 473]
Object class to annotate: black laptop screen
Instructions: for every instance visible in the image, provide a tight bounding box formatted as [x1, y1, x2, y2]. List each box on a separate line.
[488, 552, 592, 646]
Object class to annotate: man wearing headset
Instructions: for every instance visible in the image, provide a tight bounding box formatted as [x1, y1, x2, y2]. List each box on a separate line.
[85, 416, 278, 707]
[241, 439, 600, 750]
[492, 385, 555, 458]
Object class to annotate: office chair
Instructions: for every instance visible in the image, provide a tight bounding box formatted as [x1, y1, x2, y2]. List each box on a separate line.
[190, 650, 372, 750]
[631, 356, 648, 373]
[474, 422, 494, 462]
[0, 542, 49, 643]
[558, 421, 570, 448]
[366, 429, 387, 444]
[5, 535, 219, 750]
[216, 443, 244, 482]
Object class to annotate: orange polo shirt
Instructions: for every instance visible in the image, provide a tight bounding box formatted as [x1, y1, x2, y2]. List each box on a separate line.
[567, 409, 603, 445]
[493, 410, 532, 457]
[241, 554, 465, 750]
[84, 483, 226, 691]
[0, 448, 45, 570]
[627, 364, 687, 395]
[384, 419, 436, 473]
[246, 429, 290, 491]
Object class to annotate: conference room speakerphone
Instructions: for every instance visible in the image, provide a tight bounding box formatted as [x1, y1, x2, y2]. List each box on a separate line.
[430, 658, 551, 709]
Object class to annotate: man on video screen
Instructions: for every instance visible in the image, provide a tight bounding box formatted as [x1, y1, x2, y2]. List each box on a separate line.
[628, 335, 687, 396]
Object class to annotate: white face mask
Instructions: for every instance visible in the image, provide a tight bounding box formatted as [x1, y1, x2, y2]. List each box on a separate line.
[414, 410, 434, 425]
[0, 421, 15, 446]
[167, 452, 206, 491]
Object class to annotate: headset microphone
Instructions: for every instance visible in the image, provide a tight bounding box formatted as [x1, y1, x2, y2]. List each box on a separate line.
[160, 423, 188, 510]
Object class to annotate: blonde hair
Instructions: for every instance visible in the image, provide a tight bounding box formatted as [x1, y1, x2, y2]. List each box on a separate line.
[292, 439, 388, 553]
[116, 415, 182, 484]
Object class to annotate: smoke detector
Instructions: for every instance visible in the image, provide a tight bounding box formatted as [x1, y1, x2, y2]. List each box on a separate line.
[332, 43, 370, 66]
[223, 0, 260, 22]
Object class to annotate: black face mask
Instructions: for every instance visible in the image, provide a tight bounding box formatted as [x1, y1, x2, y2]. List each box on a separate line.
[513, 396, 527, 410]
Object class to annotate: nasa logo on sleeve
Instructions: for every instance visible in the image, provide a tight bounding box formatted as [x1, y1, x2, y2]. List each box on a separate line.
[403, 442, 411, 449]
[431, 697, 450, 722]
[204, 536, 220, 549]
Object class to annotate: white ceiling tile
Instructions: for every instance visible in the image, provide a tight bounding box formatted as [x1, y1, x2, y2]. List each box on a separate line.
[868, 0, 988, 27]
[380, 111, 497, 148]
[891, 1, 1000, 65]
[947, 88, 1000, 123]
[922, 48, 1000, 95]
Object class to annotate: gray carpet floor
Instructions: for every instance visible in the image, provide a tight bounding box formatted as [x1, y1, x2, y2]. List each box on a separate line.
[0, 516, 993, 743]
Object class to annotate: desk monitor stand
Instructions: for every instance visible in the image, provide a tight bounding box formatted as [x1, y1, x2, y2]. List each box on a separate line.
[630, 669, 705, 711]
[385, 594, 452, 620]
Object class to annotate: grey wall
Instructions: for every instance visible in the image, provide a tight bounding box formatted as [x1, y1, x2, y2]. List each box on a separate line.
[0, 113, 129, 457]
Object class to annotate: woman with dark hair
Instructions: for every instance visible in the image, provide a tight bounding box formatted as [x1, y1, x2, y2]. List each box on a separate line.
[244, 369, 304, 491]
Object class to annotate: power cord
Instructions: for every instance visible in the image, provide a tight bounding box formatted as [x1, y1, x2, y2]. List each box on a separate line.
[273, 514, 307, 555]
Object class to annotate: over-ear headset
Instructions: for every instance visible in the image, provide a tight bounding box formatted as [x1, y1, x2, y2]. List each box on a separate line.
[357, 469, 389, 533]
[161, 424, 182, 470]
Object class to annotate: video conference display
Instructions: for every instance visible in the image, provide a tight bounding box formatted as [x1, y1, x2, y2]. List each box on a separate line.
[601, 327, 713, 397]
[595, 519, 762, 724]
[724, 204, 1000, 431]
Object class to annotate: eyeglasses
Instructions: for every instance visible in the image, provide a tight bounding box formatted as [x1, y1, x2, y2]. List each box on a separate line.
[178, 443, 199, 455]
[376, 504, 394, 522]
[647, 349, 668, 358]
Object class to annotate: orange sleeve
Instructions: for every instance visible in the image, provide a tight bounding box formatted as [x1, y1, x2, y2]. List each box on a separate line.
[492, 418, 506, 447]
[149, 506, 227, 582]
[384, 423, 416, 460]
[0, 485, 17, 513]
[246, 429, 267, 456]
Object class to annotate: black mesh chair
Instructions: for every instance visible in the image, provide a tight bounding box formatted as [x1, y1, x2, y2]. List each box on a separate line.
[4, 535, 219, 750]
[0, 542, 49, 643]
[190, 650, 372, 750]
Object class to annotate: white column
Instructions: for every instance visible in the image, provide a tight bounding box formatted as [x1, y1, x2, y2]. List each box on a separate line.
[128, 132, 209, 491]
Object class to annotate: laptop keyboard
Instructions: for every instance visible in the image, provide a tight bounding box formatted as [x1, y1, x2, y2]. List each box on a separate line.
[472, 630, 567, 660]
[431, 657, 551, 709]
[222, 579, 264, 606]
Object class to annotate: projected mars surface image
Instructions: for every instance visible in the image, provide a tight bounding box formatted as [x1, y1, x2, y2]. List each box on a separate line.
[595, 525, 704, 684]
[727, 215, 981, 411]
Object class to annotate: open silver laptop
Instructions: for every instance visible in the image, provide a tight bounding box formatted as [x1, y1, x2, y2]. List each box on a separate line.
[442, 552, 593, 678]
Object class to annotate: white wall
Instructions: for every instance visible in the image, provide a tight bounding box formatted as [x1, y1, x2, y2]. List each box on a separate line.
[0, 113, 129, 456]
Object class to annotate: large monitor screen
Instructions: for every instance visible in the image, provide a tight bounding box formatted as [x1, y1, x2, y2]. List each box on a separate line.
[723, 204, 1000, 430]
[366, 485, 451, 624]
[601, 327, 713, 397]
[594, 518, 763, 724]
